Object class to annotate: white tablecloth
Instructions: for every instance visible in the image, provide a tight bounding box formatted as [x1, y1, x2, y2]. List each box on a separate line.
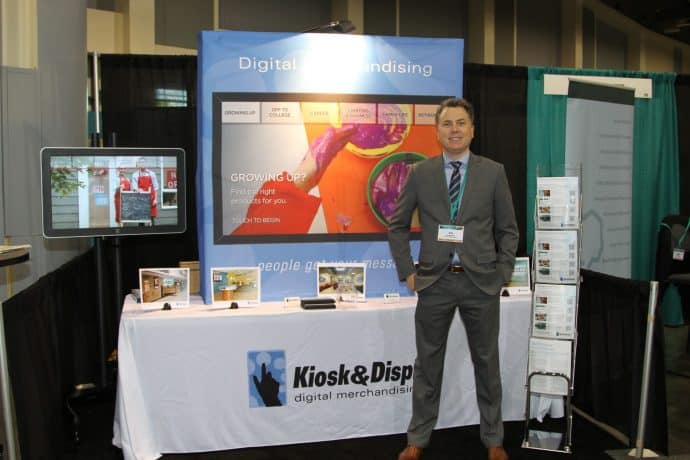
[113, 295, 531, 460]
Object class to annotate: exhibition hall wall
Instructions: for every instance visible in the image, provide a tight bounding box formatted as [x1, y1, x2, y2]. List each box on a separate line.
[0, 0, 91, 299]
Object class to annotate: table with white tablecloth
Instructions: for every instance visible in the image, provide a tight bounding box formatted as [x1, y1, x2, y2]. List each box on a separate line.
[113, 295, 531, 460]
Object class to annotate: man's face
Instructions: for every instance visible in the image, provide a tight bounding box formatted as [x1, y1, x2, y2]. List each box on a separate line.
[137, 159, 146, 170]
[436, 106, 474, 157]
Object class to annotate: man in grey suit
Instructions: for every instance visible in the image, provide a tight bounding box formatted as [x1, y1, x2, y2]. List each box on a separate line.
[389, 97, 518, 460]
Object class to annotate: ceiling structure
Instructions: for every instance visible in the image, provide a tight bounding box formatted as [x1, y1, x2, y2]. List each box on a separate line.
[601, 0, 690, 46]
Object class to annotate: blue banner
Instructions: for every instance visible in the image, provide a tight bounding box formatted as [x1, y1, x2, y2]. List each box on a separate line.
[198, 30, 463, 302]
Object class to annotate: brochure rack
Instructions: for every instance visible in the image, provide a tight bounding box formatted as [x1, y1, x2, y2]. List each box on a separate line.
[522, 172, 582, 454]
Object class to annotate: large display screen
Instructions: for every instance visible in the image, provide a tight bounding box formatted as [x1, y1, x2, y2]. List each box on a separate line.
[41, 147, 186, 238]
[213, 93, 447, 244]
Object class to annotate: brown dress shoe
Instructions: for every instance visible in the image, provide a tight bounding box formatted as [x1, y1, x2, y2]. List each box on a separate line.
[398, 445, 423, 460]
[488, 446, 508, 460]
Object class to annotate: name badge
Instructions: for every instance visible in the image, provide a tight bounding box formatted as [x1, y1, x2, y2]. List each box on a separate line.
[673, 248, 686, 261]
[438, 225, 464, 243]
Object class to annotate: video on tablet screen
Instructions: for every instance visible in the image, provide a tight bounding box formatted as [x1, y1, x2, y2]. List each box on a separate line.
[41, 147, 186, 238]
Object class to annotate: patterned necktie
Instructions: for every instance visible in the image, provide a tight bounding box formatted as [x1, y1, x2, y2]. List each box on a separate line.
[448, 161, 462, 220]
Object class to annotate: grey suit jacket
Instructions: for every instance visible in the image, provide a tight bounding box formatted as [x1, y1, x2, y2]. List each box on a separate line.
[388, 152, 519, 295]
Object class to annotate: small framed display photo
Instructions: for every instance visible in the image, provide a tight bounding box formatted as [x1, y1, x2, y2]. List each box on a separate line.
[502, 256, 531, 296]
[210, 266, 261, 307]
[139, 267, 190, 309]
[316, 262, 366, 301]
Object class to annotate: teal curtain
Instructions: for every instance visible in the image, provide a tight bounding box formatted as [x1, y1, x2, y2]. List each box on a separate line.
[527, 67, 679, 280]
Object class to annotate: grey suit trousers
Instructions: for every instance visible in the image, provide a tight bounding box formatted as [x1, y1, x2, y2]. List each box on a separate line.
[407, 270, 503, 449]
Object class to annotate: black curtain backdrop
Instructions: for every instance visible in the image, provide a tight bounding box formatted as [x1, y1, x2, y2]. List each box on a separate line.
[99, 54, 199, 305]
[3, 249, 108, 458]
[574, 269, 668, 454]
[464, 64, 528, 256]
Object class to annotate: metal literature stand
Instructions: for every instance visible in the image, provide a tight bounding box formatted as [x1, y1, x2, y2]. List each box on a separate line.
[522, 171, 582, 454]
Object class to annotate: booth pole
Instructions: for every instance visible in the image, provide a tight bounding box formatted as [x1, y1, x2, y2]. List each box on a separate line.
[631, 280, 660, 458]
[607, 280, 663, 459]
[92, 51, 107, 389]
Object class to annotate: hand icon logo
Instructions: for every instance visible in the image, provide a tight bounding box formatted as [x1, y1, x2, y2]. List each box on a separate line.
[252, 362, 282, 407]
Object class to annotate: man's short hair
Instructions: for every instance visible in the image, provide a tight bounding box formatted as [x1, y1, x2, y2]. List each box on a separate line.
[435, 97, 475, 125]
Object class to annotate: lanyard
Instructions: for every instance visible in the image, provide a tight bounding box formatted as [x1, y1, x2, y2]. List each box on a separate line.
[679, 218, 690, 248]
[661, 217, 690, 248]
[449, 162, 469, 221]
